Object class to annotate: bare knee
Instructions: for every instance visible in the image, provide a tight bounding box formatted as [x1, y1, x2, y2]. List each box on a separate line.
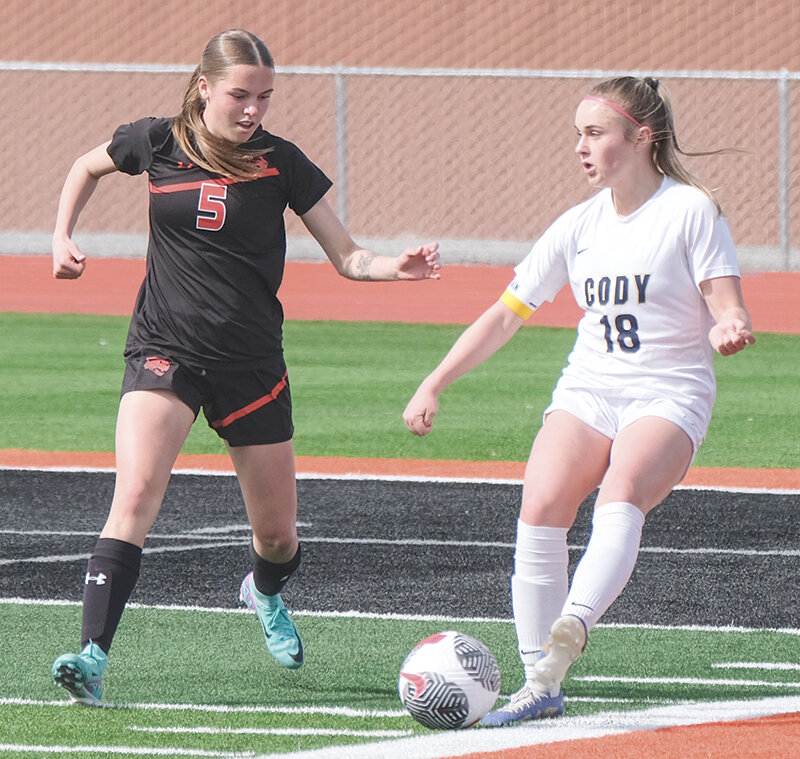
[105, 477, 168, 538]
[596, 472, 671, 514]
[113, 473, 168, 511]
[253, 530, 298, 562]
[520, 488, 582, 528]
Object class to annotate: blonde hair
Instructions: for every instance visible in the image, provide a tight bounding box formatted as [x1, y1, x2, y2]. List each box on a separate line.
[172, 29, 274, 180]
[589, 76, 730, 214]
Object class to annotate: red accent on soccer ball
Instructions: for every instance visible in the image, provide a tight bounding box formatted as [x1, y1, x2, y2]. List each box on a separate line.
[399, 671, 429, 697]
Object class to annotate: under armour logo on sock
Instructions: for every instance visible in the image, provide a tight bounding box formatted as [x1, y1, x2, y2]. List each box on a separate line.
[84, 572, 108, 585]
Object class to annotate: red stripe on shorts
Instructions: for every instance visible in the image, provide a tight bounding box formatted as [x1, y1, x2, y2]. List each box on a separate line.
[210, 372, 288, 430]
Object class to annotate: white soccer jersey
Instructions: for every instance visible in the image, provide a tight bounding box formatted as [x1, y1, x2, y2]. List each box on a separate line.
[504, 177, 740, 415]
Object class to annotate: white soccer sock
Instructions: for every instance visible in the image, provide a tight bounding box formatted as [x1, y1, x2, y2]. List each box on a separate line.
[562, 501, 645, 631]
[511, 519, 569, 682]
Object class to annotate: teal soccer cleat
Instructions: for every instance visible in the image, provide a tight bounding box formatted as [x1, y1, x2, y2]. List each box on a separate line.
[239, 571, 304, 669]
[52, 641, 108, 705]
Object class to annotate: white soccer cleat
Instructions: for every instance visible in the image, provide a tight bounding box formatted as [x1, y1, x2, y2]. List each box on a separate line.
[481, 683, 564, 726]
[530, 614, 587, 694]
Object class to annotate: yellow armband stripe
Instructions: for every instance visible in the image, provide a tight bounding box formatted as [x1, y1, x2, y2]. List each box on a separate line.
[500, 289, 535, 320]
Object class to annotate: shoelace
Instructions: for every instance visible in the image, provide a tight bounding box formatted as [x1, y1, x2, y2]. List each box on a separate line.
[505, 685, 533, 711]
[265, 604, 297, 642]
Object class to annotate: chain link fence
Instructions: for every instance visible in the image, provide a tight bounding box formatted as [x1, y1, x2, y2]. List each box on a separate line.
[1, 61, 798, 270]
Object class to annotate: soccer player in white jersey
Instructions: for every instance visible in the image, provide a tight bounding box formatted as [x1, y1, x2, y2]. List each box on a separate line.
[403, 75, 755, 725]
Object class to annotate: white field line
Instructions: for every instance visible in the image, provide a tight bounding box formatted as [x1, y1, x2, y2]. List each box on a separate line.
[128, 726, 412, 738]
[2, 596, 799, 636]
[0, 540, 247, 566]
[0, 744, 252, 757]
[0, 695, 669, 714]
[0, 697, 405, 719]
[576, 675, 800, 689]
[3, 527, 800, 567]
[713, 662, 800, 671]
[0, 524, 304, 539]
[2, 463, 799, 494]
[250, 695, 800, 759]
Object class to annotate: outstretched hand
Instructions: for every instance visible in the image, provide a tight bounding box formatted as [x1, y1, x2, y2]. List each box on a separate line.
[395, 242, 441, 280]
[709, 318, 756, 356]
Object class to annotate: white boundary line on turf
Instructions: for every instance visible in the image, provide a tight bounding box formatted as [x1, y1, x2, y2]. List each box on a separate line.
[251, 695, 800, 759]
[577, 675, 800, 689]
[2, 597, 799, 636]
[2, 463, 800, 494]
[4, 531, 800, 566]
[0, 464, 523, 486]
[0, 694, 668, 715]
[129, 726, 413, 739]
[0, 743, 250, 757]
[0, 697, 406, 719]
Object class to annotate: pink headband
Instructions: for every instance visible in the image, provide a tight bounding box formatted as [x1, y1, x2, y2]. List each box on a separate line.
[583, 95, 644, 128]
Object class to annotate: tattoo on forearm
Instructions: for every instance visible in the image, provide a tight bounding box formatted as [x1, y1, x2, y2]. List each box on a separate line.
[354, 252, 376, 280]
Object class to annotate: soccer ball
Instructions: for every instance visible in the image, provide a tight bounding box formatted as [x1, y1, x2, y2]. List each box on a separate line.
[398, 630, 501, 729]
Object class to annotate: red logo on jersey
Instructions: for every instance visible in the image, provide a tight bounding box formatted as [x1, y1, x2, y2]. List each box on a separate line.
[144, 356, 171, 377]
[254, 157, 280, 178]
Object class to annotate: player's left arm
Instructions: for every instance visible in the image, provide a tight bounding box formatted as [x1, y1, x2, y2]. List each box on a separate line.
[699, 275, 756, 356]
[300, 197, 441, 281]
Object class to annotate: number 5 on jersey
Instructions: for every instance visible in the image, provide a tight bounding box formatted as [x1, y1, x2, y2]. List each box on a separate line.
[197, 182, 228, 231]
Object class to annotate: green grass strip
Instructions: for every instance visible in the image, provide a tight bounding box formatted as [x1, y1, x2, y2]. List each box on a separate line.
[2, 602, 797, 757]
[1, 312, 798, 468]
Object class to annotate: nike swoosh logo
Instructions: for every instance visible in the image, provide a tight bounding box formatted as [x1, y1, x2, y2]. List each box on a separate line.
[262, 629, 303, 663]
[576, 247, 589, 255]
[290, 640, 304, 663]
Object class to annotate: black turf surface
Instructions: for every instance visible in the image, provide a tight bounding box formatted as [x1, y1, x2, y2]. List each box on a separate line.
[1, 470, 798, 629]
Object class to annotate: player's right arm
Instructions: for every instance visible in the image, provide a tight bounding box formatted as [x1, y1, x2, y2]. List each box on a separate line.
[403, 300, 525, 436]
[52, 141, 118, 279]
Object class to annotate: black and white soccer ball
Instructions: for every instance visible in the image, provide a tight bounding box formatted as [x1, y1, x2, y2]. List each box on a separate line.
[398, 630, 501, 729]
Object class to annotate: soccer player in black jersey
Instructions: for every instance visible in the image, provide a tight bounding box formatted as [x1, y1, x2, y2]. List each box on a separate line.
[50, 29, 440, 705]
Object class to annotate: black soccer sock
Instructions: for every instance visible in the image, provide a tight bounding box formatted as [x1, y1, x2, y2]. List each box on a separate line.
[250, 541, 301, 596]
[80, 537, 142, 654]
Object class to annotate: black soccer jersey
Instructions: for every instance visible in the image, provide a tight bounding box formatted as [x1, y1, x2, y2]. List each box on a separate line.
[107, 117, 332, 368]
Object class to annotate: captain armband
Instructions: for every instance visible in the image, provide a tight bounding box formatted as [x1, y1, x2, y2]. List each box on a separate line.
[499, 289, 536, 320]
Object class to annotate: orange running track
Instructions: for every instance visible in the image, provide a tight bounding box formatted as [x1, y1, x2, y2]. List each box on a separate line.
[3, 255, 800, 333]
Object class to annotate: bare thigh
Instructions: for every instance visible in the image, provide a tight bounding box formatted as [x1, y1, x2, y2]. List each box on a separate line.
[520, 410, 613, 528]
[227, 439, 299, 562]
[597, 415, 693, 515]
[102, 390, 196, 546]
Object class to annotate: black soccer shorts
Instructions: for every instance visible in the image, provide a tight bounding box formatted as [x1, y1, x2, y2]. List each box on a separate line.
[121, 352, 294, 446]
